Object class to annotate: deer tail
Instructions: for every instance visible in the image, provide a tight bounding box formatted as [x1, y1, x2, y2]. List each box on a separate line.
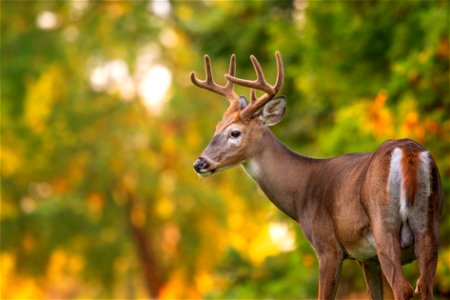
[388, 147, 432, 222]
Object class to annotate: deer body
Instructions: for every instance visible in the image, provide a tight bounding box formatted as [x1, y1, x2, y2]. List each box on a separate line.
[191, 52, 443, 300]
[242, 130, 434, 264]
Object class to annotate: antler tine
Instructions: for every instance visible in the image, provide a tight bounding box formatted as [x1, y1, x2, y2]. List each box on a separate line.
[250, 88, 257, 103]
[225, 51, 284, 118]
[190, 54, 239, 102]
[273, 51, 284, 93]
[227, 54, 236, 82]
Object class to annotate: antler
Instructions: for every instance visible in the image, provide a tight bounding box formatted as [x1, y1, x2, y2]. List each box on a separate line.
[190, 54, 239, 103]
[225, 51, 284, 119]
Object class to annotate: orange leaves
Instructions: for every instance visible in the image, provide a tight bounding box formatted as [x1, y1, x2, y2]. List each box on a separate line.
[87, 193, 105, 221]
[159, 270, 201, 299]
[436, 38, 449, 60]
[130, 202, 146, 228]
[21, 233, 37, 255]
[400, 111, 424, 142]
[368, 90, 393, 139]
[160, 224, 180, 256]
[367, 90, 444, 144]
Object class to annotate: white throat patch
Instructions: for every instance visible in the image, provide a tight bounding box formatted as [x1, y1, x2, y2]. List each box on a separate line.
[243, 159, 261, 179]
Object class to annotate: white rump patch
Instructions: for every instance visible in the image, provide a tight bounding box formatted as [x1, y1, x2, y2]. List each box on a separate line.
[388, 148, 432, 225]
[388, 148, 410, 221]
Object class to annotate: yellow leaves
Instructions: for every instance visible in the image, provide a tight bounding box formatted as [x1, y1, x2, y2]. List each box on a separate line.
[195, 271, 215, 295]
[0, 146, 21, 176]
[436, 247, 450, 292]
[226, 200, 293, 264]
[0, 198, 18, 219]
[160, 169, 177, 193]
[45, 250, 86, 298]
[47, 249, 83, 281]
[24, 66, 64, 133]
[335, 100, 368, 130]
[246, 223, 294, 264]
[2, 250, 85, 299]
[175, 3, 193, 22]
[418, 49, 432, 64]
[155, 170, 177, 219]
[156, 196, 175, 219]
[162, 133, 177, 157]
[1, 253, 44, 300]
[186, 124, 201, 149]
[0, 254, 14, 297]
[123, 172, 138, 194]
[226, 213, 247, 250]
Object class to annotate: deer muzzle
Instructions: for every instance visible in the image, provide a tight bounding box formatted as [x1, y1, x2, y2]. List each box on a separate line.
[193, 157, 215, 176]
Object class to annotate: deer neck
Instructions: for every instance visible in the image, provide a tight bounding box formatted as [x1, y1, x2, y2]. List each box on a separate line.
[242, 128, 315, 221]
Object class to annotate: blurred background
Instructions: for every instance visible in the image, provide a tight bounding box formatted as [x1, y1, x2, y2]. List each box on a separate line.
[1, 0, 449, 298]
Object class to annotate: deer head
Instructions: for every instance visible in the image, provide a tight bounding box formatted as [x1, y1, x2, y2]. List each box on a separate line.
[192, 52, 285, 176]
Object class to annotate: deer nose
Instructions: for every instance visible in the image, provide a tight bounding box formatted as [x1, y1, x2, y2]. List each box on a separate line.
[194, 157, 210, 173]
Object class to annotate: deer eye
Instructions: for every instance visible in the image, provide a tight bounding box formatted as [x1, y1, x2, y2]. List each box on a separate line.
[230, 130, 241, 138]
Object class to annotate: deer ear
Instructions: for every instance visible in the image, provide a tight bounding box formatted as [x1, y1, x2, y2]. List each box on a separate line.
[239, 96, 248, 109]
[259, 96, 286, 126]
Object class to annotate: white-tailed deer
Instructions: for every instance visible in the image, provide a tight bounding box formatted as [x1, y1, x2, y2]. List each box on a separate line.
[191, 52, 443, 300]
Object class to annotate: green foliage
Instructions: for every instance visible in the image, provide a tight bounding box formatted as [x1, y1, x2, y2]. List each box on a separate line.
[1, 0, 449, 298]
[205, 247, 318, 299]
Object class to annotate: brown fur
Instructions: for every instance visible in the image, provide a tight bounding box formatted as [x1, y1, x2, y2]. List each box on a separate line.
[401, 147, 419, 209]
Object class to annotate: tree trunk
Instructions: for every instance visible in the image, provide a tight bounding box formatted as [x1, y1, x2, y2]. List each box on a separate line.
[125, 192, 162, 298]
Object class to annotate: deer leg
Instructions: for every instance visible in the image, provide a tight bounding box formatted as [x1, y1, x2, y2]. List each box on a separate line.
[359, 262, 383, 300]
[317, 251, 343, 300]
[412, 229, 438, 300]
[408, 188, 440, 300]
[371, 219, 414, 300]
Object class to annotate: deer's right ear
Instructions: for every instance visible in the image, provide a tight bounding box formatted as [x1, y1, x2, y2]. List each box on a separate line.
[259, 96, 286, 126]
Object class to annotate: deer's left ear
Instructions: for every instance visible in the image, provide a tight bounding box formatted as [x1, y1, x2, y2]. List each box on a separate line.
[259, 96, 286, 126]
